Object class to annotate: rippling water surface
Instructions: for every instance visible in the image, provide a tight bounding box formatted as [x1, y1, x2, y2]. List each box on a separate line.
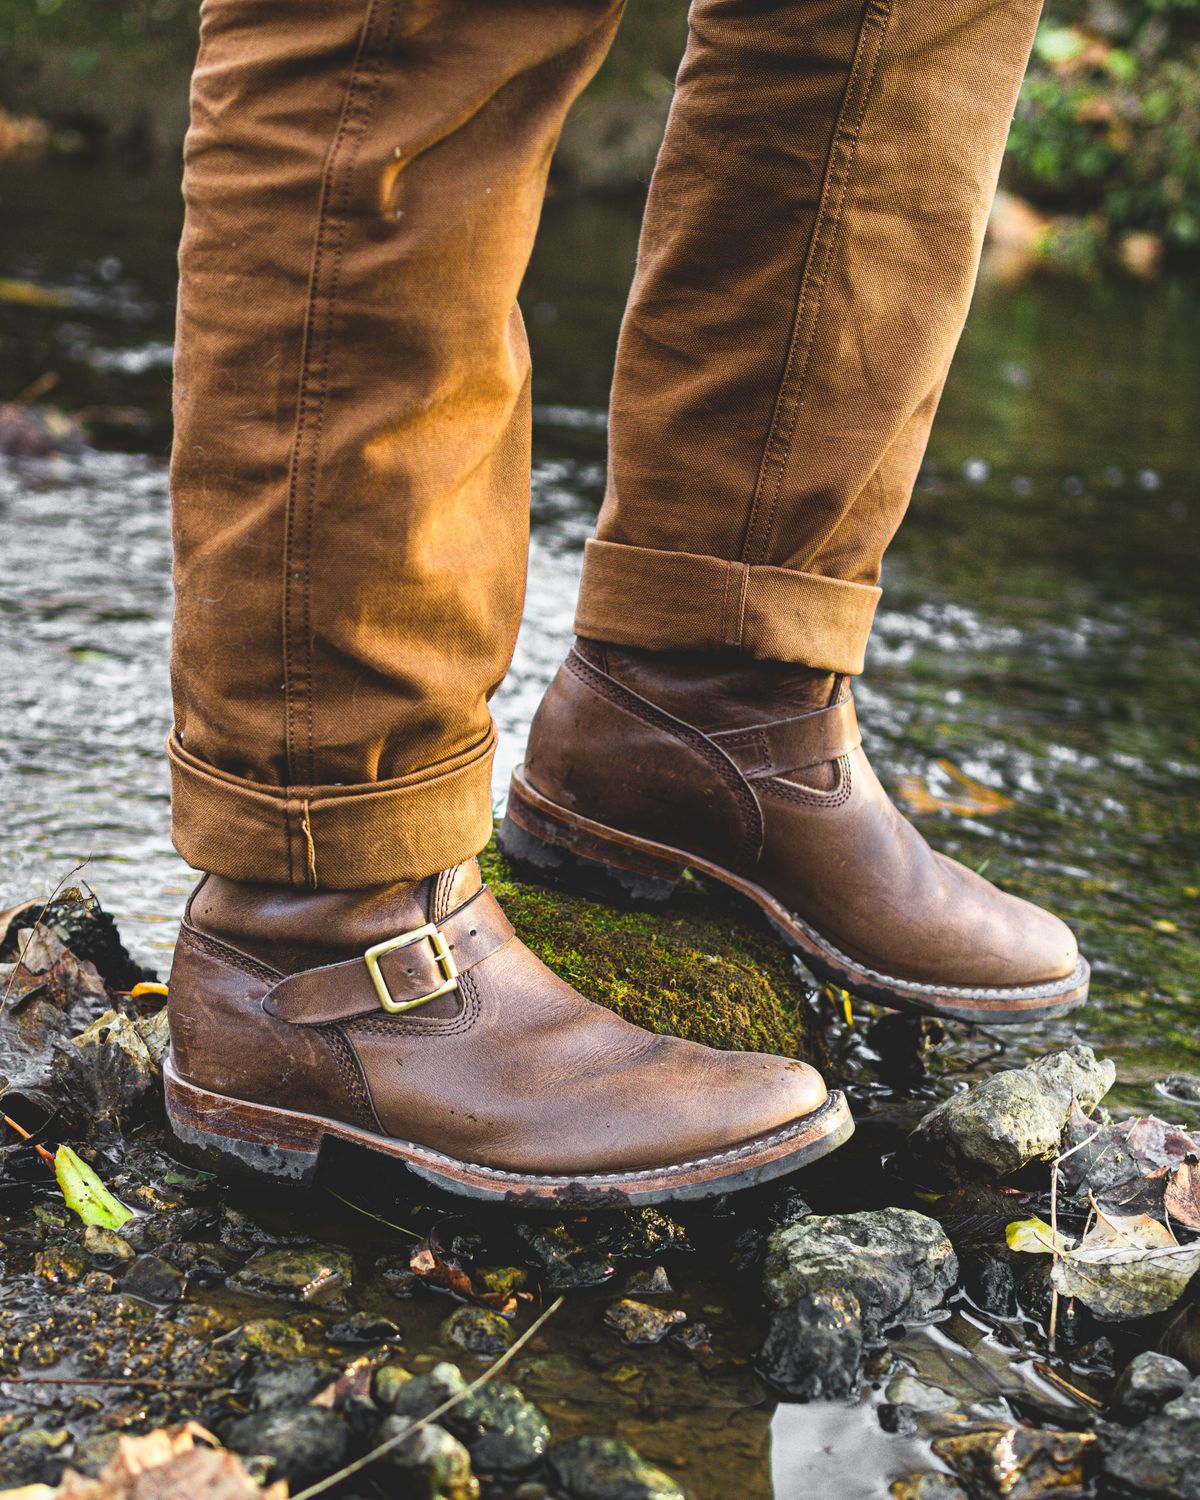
[1, 158, 1199, 1498]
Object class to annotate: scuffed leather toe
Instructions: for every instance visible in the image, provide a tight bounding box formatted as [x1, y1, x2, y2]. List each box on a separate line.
[704, 1051, 828, 1145]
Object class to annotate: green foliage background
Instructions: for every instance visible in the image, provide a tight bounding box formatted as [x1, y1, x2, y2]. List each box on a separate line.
[0, 0, 1196, 257]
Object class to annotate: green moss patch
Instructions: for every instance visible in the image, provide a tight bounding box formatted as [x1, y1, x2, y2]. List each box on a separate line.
[479, 842, 820, 1064]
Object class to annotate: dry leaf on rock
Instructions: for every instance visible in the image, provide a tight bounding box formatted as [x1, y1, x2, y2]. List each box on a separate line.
[1059, 1102, 1200, 1215]
[30, 1424, 286, 1499]
[1164, 1157, 1200, 1233]
[1050, 1215, 1200, 1321]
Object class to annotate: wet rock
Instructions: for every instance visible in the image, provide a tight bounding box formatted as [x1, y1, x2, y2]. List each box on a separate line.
[245, 1356, 335, 1411]
[232, 1317, 306, 1357]
[82, 1224, 134, 1266]
[443, 1305, 513, 1358]
[515, 1222, 616, 1290]
[230, 1244, 353, 1307]
[547, 1435, 685, 1500]
[1101, 1377, 1200, 1498]
[328, 1310, 401, 1345]
[389, 1362, 470, 1420]
[374, 1360, 414, 1408]
[444, 1380, 551, 1479]
[602, 1208, 692, 1260]
[878, 1403, 920, 1436]
[603, 1298, 688, 1345]
[473, 1265, 528, 1299]
[907, 1047, 1115, 1181]
[1109, 1352, 1192, 1424]
[962, 1246, 1020, 1318]
[376, 1253, 420, 1298]
[0, 932, 109, 1115]
[758, 1288, 863, 1400]
[375, 1419, 480, 1500]
[763, 1209, 958, 1332]
[623, 1266, 672, 1295]
[935, 1426, 1095, 1499]
[34, 1247, 88, 1285]
[57, 1007, 167, 1127]
[121, 1253, 185, 1304]
[164, 1238, 239, 1280]
[224, 1404, 349, 1487]
[890, 1475, 969, 1500]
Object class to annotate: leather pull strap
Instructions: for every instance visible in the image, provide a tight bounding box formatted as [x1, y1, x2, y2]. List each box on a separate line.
[262, 886, 514, 1025]
[710, 695, 860, 779]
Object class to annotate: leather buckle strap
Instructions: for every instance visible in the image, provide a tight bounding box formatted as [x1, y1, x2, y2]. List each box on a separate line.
[364, 923, 458, 1013]
[262, 886, 514, 1026]
[710, 694, 861, 779]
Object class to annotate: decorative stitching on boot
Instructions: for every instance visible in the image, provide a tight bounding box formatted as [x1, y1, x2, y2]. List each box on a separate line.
[758, 757, 854, 808]
[565, 649, 764, 871]
[318, 1023, 382, 1132]
[177, 923, 281, 985]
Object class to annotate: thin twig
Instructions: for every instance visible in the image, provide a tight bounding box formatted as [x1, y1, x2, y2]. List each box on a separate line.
[0, 1375, 222, 1392]
[325, 1188, 421, 1240]
[291, 1294, 565, 1500]
[1033, 1361, 1103, 1409]
[1, 1110, 54, 1168]
[1048, 1121, 1102, 1352]
[1, 860, 90, 1009]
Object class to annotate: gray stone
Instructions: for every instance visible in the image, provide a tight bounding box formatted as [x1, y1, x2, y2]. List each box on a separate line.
[224, 1405, 349, 1488]
[763, 1208, 958, 1333]
[603, 1298, 688, 1345]
[444, 1380, 551, 1479]
[886, 1374, 960, 1414]
[82, 1225, 134, 1265]
[907, 1046, 1116, 1180]
[1102, 1377, 1200, 1498]
[1109, 1352, 1192, 1425]
[389, 1361, 469, 1420]
[547, 1436, 685, 1500]
[376, 1419, 479, 1500]
[120, 1253, 184, 1305]
[758, 1289, 864, 1401]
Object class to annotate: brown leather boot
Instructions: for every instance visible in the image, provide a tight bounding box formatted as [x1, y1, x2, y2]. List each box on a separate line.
[163, 858, 851, 1206]
[500, 641, 1089, 1025]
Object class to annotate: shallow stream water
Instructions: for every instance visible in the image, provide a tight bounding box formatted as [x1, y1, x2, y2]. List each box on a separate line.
[1, 157, 1199, 1497]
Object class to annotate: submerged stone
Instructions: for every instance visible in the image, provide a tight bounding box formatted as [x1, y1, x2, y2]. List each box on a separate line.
[376, 1419, 480, 1500]
[230, 1244, 353, 1307]
[444, 1380, 551, 1478]
[906, 1047, 1116, 1181]
[442, 1305, 513, 1358]
[389, 1362, 470, 1420]
[603, 1298, 687, 1345]
[121, 1253, 185, 1304]
[548, 1436, 684, 1500]
[1102, 1377, 1200, 1498]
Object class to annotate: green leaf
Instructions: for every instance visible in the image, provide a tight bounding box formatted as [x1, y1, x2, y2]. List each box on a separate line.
[1034, 25, 1085, 65]
[54, 1145, 133, 1229]
[1006, 1217, 1071, 1255]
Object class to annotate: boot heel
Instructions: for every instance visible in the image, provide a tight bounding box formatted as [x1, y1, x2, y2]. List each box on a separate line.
[499, 772, 685, 907]
[164, 1059, 323, 1185]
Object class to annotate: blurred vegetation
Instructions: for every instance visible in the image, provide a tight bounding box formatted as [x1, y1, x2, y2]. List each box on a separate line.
[0, 0, 1196, 271]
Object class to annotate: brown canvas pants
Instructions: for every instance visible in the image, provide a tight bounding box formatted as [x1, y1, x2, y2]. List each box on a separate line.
[169, 0, 1041, 891]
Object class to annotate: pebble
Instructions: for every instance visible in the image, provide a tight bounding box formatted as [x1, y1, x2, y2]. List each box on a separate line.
[375, 1419, 479, 1500]
[442, 1305, 513, 1358]
[120, 1253, 185, 1305]
[224, 1405, 349, 1488]
[1102, 1376, 1200, 1498]
[1108, 1352, 1192, 1425]
[934, 1426, 1095, 1500]
[229, 1244, 353, 1308]
[443, 1380, 551, 1479]
[82, 1225, 134, 1265]
[758, 1288, 863, 1400]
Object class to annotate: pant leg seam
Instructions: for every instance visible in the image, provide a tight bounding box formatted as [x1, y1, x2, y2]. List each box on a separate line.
[740, 0, 895, 569]
[282, 0, 400, 789]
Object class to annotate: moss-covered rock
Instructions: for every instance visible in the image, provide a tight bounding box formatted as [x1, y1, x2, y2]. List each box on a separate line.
[479, 842, 821, 1064]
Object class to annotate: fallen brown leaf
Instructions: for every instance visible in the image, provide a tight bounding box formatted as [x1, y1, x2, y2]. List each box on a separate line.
[409, 1238, 517, 1315]
[1165, 1157, 1200, 1233]
[25, 1424, 285, 1500]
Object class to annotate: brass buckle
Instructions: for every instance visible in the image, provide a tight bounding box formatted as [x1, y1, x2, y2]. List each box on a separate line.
[363, 923, 459, 1014]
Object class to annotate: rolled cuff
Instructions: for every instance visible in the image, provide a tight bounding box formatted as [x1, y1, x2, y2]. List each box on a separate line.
[573, 539, 881, 674]
[168, 724, 496, 890]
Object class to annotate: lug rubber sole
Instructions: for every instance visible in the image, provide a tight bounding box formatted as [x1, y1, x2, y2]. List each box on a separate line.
[163, 1056, 854, 1209]
[499, 767, 1090, 1026]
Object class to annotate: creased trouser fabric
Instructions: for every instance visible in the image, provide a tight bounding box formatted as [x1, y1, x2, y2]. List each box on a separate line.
[170, 0, 1041, 889]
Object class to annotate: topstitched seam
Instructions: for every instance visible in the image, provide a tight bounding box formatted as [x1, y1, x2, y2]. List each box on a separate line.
[741, 0, 894, 568]
[282, 0, 399, 792]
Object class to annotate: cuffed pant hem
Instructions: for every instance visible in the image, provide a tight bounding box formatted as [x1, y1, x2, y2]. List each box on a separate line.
[167, 725, 497, 890]
[573, 539, 881, 675]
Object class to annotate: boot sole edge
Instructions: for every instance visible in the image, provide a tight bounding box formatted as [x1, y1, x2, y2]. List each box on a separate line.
[500, 767, 1090, 1026]
[163, 1056, 854, 1208]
